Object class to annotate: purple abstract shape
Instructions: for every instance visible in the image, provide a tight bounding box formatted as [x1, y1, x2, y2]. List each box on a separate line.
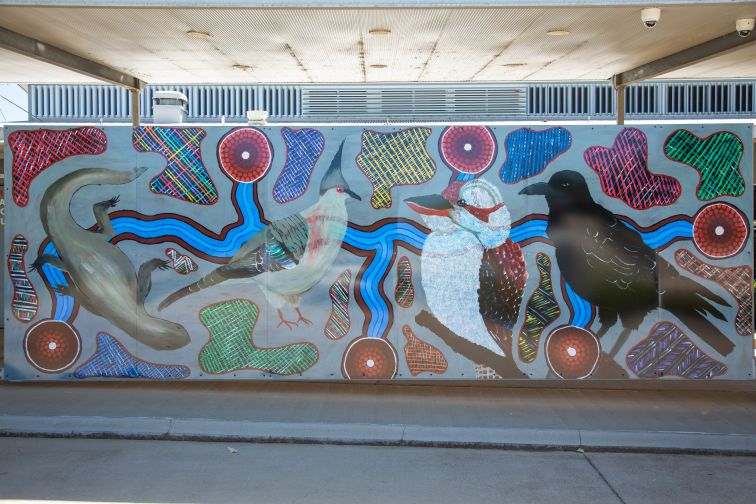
[273, 128, 325, 203]
[74, 332, 190, 379]
[626, 321, 727, 379]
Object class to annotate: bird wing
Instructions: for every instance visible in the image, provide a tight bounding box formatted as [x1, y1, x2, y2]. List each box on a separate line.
[220, 213, 310, 279]
[478, 238, 528, 353]
[573, 209, 658, 295]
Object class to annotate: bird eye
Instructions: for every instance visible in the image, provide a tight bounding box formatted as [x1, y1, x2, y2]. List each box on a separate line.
[336, 186, 345, 193]
[457, 199, 466, 207]
[561, 182, 571, 188]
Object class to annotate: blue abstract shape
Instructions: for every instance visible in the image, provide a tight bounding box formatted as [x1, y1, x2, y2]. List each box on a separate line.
[273, 128, 325, 203]
[74, 332, 190, 379]
[500, 127, 572, 184]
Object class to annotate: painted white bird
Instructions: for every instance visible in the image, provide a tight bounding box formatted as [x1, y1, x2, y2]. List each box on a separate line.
[159, 140, 361, 329]
[406, 178, 527, 357]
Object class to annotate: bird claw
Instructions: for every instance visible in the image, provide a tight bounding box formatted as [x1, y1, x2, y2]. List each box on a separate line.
[108, 195, 120, 208]
[296, 315, 313, 326]
[277, 318, 298, 330]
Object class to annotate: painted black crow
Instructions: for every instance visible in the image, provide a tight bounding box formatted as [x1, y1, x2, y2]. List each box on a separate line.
[520, 170, 734, 357]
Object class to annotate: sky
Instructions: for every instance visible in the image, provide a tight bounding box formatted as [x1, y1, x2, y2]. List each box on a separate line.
[0, 84, 30, 123]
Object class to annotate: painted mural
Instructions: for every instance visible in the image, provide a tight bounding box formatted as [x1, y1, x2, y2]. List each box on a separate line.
[3, 124, 753, 381]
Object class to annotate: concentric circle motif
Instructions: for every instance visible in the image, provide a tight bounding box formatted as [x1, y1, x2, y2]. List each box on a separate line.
[545, 326, 600, 379]
[692, 202, 748, 259]
[341, 337, 398, 379]
[439, 126, 497, 174]
[217, 128, 273, 182]
[23, 319, 81, 373]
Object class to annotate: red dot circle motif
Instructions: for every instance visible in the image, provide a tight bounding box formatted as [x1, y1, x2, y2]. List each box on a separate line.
[545, 326, 600, 379]
[439, 126, 497, 174]
[341, 337, 398, 379]
[217, 128, 273, 182]
[692, 202, 748, 259]
[23, 319, 81, 373]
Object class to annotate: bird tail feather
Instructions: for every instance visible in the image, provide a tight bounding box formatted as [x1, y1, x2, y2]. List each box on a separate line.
[661, 275, 733, 356]
[158, 269, 227, 311]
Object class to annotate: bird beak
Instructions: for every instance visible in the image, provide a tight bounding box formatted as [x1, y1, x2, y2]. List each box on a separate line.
[519, 182, 549, 196]
[405, 194, 452, 217]
[345, 188, 362, 201]
[465, 202, 505, 223]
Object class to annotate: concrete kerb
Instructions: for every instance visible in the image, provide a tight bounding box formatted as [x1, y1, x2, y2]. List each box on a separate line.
[2, 414, 756, 455]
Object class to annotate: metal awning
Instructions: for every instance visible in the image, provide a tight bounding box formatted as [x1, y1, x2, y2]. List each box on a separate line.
[0, 1, 754, 85]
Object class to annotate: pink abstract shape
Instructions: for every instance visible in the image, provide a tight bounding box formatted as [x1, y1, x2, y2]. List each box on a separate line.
[583, 128, 681, 210]
[8, 127, 107, 207]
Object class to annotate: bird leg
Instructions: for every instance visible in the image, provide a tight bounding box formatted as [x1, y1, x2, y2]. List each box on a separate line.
[295, 308, 312, 326]
[608, 327, 632, 358]
[277, 309, 298, 330]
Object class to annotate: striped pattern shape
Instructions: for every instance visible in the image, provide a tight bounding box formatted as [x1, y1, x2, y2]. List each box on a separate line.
[165, 248, 199, 275]
[518, 253, 560, 363]
[356, 128, 435, 209]
[584, 128, 681, 210]
[132, 126, 218, 205]
[199, 298, 318, 375]
[75, 332, 190, 380]
[324, 269, 352, 340]
[403, 325, 447, 376]
[626, 321, 727, 379]
[500, 127, 571, 184]
[394, 256, 415, 308]
[273, 128, 325, 203]
[675, 249, 752, 337]
[8, 127, 107, 207]
[7, 235, 38, 322]
[664, 129, 745, 200]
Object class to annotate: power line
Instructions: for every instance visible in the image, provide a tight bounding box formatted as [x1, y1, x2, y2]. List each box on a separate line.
[0, 93, 41, 121]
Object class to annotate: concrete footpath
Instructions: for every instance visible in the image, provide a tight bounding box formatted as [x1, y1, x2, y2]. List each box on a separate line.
[1, 381, 756, 454]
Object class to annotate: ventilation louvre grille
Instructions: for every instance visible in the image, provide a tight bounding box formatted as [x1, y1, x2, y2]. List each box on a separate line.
[27, 80, 756, 123]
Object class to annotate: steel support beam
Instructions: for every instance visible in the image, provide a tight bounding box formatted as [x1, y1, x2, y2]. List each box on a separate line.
[0, 26, 145, 91]
[612, 31, 756, 87]
[614, 83, 625, 125]
[130, 89, 140, 127]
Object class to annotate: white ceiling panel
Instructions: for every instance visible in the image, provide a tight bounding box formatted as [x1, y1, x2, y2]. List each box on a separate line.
[0, 4, 754, 84]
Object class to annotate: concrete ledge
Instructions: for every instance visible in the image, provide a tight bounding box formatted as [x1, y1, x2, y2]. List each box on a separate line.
[2, 414, 756, 455]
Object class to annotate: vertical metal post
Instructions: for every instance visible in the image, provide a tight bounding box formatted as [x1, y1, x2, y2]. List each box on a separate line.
[130, 88, 140, 127]
[613, 78, 626, 125]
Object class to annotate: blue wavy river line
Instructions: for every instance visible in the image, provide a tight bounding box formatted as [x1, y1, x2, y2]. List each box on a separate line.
[41, 182, 694, 335]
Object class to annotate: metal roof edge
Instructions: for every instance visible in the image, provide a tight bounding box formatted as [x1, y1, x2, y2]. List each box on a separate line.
[0, 0, 750, 8]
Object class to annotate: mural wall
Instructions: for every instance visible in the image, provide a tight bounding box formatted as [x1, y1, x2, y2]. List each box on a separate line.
[3, 123, 753, 381]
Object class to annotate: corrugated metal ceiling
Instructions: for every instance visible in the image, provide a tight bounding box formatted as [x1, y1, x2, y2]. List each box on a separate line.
[0, 3, 754, 84]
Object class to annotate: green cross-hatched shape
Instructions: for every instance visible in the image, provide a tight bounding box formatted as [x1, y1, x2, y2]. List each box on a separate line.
[664, 130, 744, 200]
[198, 299, 319, 375]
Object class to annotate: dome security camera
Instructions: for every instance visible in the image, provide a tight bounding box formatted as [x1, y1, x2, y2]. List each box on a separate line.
[736, 18, 754, 38]
[641, 8, 661, 29]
